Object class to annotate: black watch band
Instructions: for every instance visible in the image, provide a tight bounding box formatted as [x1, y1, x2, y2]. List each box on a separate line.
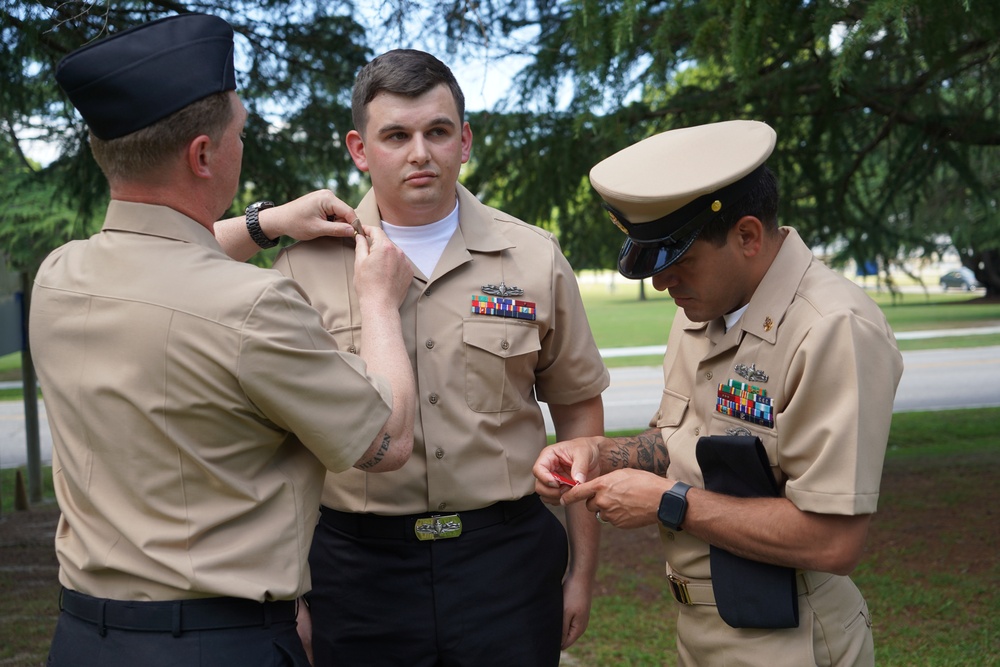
[245, 200, 277, 249]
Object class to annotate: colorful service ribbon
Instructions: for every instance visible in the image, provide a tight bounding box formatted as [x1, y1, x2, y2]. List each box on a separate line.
[470, 295, 537, 321]
[716, 379, 774, 428]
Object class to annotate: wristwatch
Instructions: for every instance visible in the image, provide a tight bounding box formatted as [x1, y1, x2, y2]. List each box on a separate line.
[245, 200, 277, 249]
[657, 481, 691, 531]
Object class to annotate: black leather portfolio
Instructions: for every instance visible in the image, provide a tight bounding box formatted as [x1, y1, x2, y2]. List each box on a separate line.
[695, 435, 799, 629]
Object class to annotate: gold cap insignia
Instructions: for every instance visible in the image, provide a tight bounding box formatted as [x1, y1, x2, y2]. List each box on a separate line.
[608, 211, 629, 235]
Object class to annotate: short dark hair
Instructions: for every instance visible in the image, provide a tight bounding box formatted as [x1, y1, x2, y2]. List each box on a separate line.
[351, 49, 465, 136]
[89, 91, 233, 183]
[697, 165, 780, 246]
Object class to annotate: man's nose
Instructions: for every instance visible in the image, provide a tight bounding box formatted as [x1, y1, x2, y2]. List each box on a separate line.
[408, 136, 430, 164]
[651, 269, 678, 291]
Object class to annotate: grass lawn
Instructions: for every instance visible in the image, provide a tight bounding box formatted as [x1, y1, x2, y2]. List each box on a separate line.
[577, 283, 999, 366]
[3, 285, 996, 386]
[578, 281, 1000, 342]
[1, 409, 997, 666]
[559, 408, 999, 667]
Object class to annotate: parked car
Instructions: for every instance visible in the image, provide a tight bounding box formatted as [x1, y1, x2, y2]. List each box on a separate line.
[940, 267, 981, 291]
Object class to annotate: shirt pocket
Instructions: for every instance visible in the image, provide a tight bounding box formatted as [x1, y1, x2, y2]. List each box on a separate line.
[708, 412, 783, 490]
[462, 318, 541, 413]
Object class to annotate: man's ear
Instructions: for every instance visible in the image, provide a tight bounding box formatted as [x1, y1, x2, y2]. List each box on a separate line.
[734, 216, 765, 258]
[345, 130, 370, 173]
[185, 134, 213, 179]
[460, 121, 472, 164]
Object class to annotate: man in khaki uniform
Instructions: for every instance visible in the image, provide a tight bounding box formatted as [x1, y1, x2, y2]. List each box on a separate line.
[33, 14, 414, 667]
[534, 120, 903, 666]
[266, 49, 609, 666]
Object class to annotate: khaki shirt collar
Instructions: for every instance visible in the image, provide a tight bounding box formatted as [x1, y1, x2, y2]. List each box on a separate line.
[102, 200, 225, 253]
[453, 184, 515, 253]
[684, 227, 812, 347]
[355, 183, 515, 254]
[738, 227, 812, 345]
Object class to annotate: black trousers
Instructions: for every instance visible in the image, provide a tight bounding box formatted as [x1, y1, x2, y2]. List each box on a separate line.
[306, 496, 569, 667]
[47, 595, 309, 667]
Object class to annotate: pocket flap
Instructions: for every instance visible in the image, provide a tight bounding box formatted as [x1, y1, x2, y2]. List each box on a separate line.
[463, 319, 540, 358]
[655, 388, 689, 428]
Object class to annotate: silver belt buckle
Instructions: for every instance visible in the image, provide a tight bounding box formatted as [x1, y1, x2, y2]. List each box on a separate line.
[414, 514, 463, 541]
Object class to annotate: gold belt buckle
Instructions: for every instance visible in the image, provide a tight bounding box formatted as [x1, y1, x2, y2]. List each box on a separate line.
[414, 514, 463, 541]
[667, 573, 693, 605]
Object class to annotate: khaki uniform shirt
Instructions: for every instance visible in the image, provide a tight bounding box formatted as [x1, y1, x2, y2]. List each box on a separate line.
[274, 184, 610, 514]
[30, 201, 394, 602]
[655, 228, 903, 578]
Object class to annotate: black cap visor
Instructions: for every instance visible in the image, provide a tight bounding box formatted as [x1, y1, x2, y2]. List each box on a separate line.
[617, 229, 702, 280]
[606, 164, 767, 279]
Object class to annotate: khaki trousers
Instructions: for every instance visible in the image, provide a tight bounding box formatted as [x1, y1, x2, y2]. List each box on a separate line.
[675, 573, 874, 667]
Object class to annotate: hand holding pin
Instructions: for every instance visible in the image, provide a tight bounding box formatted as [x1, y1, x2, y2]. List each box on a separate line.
[551, 471, 579, 487]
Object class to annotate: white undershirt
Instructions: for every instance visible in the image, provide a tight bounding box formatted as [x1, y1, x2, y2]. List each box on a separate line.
[380, 201, 460, 278]
[724, 304, 749, 332]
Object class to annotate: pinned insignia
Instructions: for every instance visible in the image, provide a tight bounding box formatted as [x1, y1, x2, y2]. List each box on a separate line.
[716, 379, 774, 429]
[607, 211, 629, 235]
[763, 316, 774, 332]
[726, 426, 754, 437]
[471, 295, 536, 321]
[481, 281, 523, 297]
[734, 362, 769, 383]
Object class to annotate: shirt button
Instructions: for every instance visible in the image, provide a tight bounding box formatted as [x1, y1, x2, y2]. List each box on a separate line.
[500, 340, 510, 350]
[438, 502, 447, 510]
[694, 427, 701, 436]
[424, 288, 432, 297]
[665, 531, 675, 541]
[425, 339, 435, 349]
[347, 345, 357, 354]
[435, 448, 444, 459]
[705, 371, 713, 381]
[429, 393, 439, 404]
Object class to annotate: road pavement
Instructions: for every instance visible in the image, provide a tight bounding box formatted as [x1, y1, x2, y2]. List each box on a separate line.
[2, 330, 1000, 468]
[542, 344, 1000, 434]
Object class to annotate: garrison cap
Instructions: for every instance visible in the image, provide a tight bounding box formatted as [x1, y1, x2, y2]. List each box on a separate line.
[590, 120, 776, 279]
[55, 13, 236, 140]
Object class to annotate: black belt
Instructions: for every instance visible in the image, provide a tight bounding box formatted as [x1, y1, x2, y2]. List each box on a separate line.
[60, 588, 297, 636]
[320, 494, 540, 541]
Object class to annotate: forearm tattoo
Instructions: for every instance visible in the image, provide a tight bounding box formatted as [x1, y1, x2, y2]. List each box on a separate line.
[606, 430, 669, 476]
[358, 433, 391, 470]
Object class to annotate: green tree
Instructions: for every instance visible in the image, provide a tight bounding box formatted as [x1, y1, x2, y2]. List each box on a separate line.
[429, 0, 1000, 294]
[0, 131, 88, 275]
[4, 1, 999, 295]
[1, 0, 372, 270]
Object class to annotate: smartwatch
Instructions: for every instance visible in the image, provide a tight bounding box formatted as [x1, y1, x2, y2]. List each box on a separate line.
[245, 200, 277, 249]
[657, 481, 691, 531]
